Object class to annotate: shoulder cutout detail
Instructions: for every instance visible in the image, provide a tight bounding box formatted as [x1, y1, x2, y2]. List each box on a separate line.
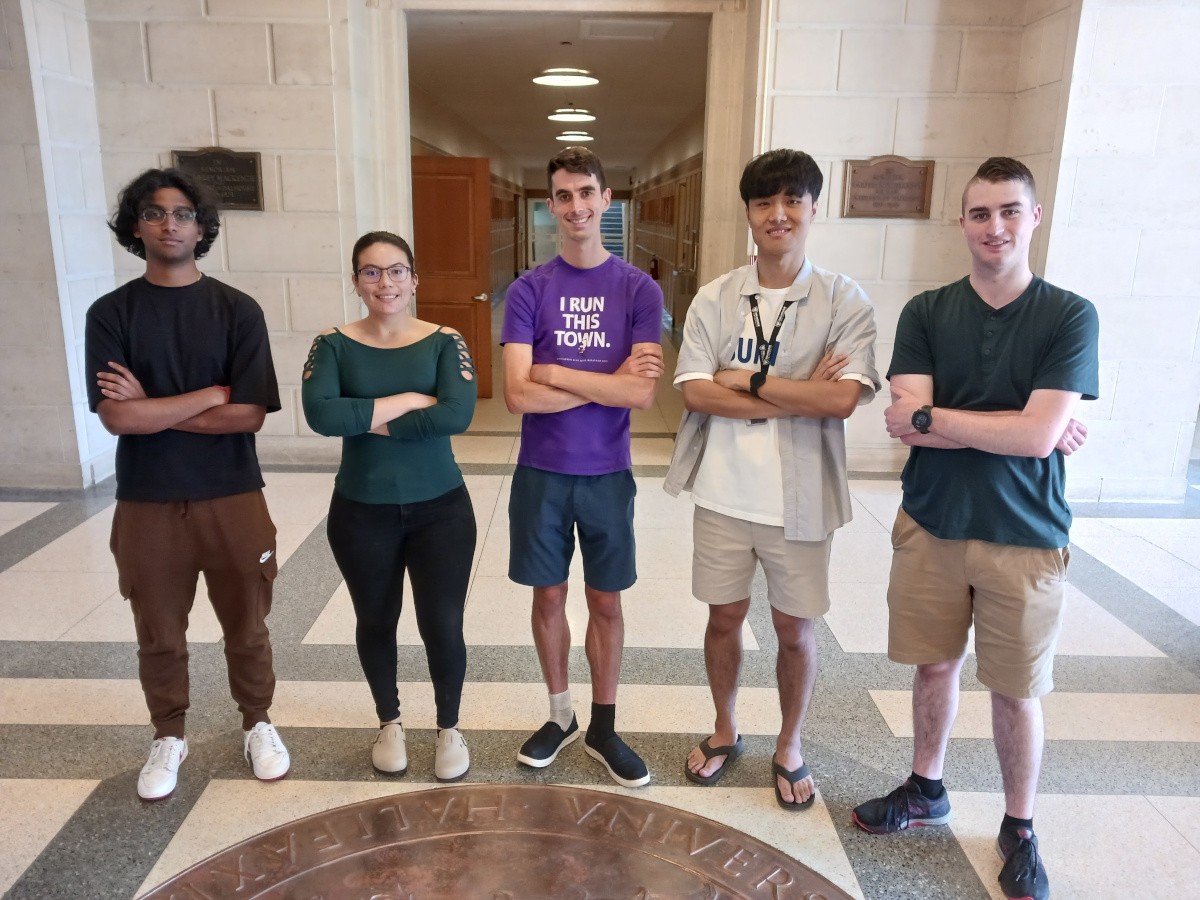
[445, 330, 475, 382]
[303, 333, 328, 381]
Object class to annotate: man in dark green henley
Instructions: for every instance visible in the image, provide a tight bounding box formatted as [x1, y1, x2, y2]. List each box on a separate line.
[851, 158, 1099, 900]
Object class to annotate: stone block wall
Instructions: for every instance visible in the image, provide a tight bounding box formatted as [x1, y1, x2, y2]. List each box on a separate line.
[766, 0, 1033, 472]
[1043, 0, 1200, 500]
[1, 0, 114, 487]
[85, 0, 354, 459]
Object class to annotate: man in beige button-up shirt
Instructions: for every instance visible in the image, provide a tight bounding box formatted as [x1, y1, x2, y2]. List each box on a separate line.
[664, 149, 879, 808]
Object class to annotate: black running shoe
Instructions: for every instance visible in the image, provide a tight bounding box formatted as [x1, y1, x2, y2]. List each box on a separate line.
[997, 826, 1049, 900]
[852, 778, 952, 833]
[584, 732, 650, 787]
[516, 715, 579, 768]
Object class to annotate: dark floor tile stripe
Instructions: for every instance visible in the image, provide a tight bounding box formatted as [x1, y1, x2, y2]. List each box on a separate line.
[1071, 484, 1200, 519]
[793, 743, 993, 900]
[264, 517, 344, 648]
[0, 478, 115, 504]
[261, 463, 337, 473]
[460, 463, 515, 475]
[1067, 544, 1200, 679]
[5, 765, 207, 900]
[2, 723, 1197, 797]
[0, 489, 115, 575]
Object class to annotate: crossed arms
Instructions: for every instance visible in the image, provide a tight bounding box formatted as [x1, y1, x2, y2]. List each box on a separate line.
[95, 362, 265, 436]
[885, 374, 1087, 458]
[503, 342, 664, 414]
[681, 350, 861, 420]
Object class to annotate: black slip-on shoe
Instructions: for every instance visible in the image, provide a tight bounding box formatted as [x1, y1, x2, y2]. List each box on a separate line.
[584, 731, 650, 788]
[517, 714, 579, 768]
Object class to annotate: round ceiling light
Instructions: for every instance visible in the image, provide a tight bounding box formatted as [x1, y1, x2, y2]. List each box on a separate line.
[548, 107, 596, 123]
[533, 68, 599, 87]
[555, 130, 594, 142]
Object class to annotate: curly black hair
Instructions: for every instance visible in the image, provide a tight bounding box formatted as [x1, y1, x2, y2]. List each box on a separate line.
[108, 168, 221, 259]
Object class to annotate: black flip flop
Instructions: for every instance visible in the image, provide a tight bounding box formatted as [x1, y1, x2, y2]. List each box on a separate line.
[773, 759, 816, 810]
[684, 735, 746, 786]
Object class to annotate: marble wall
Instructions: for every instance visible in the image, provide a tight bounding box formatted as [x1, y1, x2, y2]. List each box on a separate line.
[1, 0, 113, 487]
[85, 0, 356, 462]
[1043, 0, 1200, 501]
[766, 0, 1042, 471]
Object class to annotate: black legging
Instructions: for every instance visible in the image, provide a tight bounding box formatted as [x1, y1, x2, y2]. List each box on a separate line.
[326, 485, 476, 728]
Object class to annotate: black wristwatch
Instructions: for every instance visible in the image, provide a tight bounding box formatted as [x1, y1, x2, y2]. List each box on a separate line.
[911, 405, 933, 434]
[749, 371, 766, 398]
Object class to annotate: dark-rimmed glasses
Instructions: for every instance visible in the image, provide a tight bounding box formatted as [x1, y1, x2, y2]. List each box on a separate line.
[356, 264, 412, 283]
[140, 207, 197, 225]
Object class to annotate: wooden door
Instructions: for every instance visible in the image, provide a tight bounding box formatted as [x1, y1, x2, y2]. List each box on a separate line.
[412, 156, 493, 398]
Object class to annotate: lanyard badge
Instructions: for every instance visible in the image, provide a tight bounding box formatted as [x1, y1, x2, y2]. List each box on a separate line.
[747, 294, 794, 424]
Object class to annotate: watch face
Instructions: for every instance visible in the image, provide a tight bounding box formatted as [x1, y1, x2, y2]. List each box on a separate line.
[912, 408, 932, 431]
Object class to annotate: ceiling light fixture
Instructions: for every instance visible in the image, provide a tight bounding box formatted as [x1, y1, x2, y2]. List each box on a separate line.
[533, 68, 598, 87]
[548, 107, 596, 123]
[555, 130, 594, 142]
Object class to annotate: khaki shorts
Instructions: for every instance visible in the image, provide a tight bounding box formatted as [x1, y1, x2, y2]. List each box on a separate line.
[692, 506, 832, 619]
[887, 508, 1069, 699]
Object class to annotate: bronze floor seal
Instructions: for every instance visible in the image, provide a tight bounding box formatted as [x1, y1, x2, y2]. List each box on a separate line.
[142, 782, 855, 899]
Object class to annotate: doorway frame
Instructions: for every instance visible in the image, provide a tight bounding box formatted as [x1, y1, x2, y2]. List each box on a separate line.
[373, 0, 768, 288]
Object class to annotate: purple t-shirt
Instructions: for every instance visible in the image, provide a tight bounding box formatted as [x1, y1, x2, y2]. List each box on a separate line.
[502, 255, 664, 475]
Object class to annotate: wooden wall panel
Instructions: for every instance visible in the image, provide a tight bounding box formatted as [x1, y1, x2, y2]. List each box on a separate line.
[490, 174, 521, 299]
[631, 154, 703, 337]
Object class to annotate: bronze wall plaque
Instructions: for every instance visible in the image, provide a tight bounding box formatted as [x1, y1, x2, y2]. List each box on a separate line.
[841, 155, 934, 219]
[172, 147, 264, 210]
[141, 783, 855, 899]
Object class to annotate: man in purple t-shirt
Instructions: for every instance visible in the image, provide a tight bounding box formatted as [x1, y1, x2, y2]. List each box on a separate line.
[502, 147, 664, 787]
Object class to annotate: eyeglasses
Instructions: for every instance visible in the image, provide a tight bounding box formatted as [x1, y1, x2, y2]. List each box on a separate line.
[140, 207, 197, 225]
[356, 264, 412, 283]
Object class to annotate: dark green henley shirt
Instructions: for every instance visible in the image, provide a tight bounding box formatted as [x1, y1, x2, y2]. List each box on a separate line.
[887, 276, 1100, 549]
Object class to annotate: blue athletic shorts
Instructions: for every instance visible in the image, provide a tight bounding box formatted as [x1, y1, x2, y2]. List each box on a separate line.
[508, 464, 637, 592]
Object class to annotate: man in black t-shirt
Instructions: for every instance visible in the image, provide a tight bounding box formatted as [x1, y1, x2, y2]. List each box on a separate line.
[85, 169, 290, 800]
[851, 159, 1099, 900]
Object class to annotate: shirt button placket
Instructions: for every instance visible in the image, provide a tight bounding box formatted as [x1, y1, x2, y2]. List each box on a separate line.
[981, 314, 997, 373]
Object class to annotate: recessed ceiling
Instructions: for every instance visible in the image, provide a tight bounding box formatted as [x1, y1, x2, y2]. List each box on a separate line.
[406, 12, 709, 172]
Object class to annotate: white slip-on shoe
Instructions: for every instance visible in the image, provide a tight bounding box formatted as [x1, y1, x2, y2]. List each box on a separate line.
[372, 722, 408, 775]
[243, 722, 290, 781]
[138, 737, 188, 800]
[434, 727, 470, 782]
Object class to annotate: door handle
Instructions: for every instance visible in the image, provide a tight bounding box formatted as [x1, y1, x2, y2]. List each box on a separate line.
[473, 293, 489, 302]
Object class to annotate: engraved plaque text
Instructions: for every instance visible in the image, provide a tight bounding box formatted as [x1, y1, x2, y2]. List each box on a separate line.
[172, 147, 264, 211]
[841, 155, 934, 219]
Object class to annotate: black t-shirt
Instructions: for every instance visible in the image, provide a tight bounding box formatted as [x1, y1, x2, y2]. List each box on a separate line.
[85, 275, 280, 502]
[887, 276, 1099, 549]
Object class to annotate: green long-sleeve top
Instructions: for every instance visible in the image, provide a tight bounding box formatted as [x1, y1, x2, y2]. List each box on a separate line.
[301, 327, 477, 504]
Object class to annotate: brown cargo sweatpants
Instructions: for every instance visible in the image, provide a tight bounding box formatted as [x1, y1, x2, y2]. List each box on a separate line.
[110, 489, 279, 738]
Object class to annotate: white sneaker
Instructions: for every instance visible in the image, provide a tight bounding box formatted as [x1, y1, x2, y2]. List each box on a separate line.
[243, 722, 290, 781]
[138, 737, 187, 800]
[435, 727, 470, 782]
[372, 722, 408, 775]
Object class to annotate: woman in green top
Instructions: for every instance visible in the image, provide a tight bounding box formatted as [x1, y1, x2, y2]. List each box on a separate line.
[302, 231, 477, 782]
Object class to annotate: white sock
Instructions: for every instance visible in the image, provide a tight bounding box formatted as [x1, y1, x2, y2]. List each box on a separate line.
[548, 689, 574, 731]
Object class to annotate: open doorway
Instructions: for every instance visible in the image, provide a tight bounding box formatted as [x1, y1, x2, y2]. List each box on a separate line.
[527, 198, 559, 268]
[405, 11, 715, 375]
